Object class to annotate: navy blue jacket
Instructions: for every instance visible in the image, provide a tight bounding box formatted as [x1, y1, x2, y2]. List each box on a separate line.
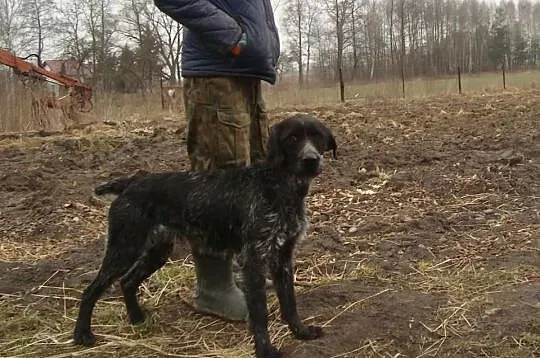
[154, 0, 280, 84]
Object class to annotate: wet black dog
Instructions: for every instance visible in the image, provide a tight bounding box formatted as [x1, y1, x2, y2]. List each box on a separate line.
[73, 114, 337, 357]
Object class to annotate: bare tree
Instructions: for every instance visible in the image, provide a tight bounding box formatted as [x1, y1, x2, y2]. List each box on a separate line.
[120, 0, 153, 90]
[282, 0, 320, 86]
[398, 0, 405, 97]
[20, 0, 54, 61]
[144, 5, 182, 85]
[304, 2, 318, 84]
[348, 0, 360, 79]
[81, 0, 118, 89]
[120, 0, 146, 46]
[284, 0, 306, 86]
[327, 0, 348, 102]
[387, 0, 395, 70]
[56, 0, 90, 68]
[0, 0, 23, 52]
[313, 19, 332, 81]
[15, 0, 533, 94]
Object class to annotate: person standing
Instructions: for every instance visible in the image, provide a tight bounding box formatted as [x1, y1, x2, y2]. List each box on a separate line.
[154, 0, 280, 321]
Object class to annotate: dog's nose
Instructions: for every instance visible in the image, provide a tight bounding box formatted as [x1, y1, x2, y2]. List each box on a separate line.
[302, 157, 319, 166]
[302, 154, 321, 173]
[299, 141, 322, 175]
[302, 151, 320, 161]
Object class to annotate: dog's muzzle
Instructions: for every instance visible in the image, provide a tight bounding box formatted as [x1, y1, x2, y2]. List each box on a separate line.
[299, 141, 322, 176]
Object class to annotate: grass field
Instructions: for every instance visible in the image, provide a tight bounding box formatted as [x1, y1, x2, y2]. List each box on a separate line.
[264, 70, 540, 107]
[2, 70, 540, 132]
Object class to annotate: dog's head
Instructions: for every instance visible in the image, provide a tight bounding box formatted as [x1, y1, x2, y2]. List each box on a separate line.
[267, 114, 337, 178]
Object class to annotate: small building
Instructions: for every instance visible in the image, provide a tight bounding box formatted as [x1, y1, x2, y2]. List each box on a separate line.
[42, 60, 93, 84]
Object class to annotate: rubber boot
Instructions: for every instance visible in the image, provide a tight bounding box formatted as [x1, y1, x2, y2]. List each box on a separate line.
[192, 252, 248, 321]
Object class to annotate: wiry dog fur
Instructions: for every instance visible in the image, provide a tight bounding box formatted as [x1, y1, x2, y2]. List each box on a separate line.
[72, 114, 337, 358]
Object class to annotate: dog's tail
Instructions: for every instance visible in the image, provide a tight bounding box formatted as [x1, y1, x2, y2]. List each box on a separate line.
[94, 170, 149, 196]
[94, 177, 134, 196]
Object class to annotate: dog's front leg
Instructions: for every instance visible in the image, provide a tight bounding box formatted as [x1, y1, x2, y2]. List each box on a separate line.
[243, 251, 281, 358]
[270, 240, 323, 341]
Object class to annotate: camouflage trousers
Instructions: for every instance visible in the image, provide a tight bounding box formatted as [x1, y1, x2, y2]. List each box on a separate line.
[183, 77, 270, 172]
[182, 77, 269, 267]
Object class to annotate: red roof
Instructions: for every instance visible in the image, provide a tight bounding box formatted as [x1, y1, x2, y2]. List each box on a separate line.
[43, 60, 92, 77]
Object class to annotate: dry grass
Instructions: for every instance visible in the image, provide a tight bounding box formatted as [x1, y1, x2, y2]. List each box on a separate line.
[406, 259, 539, 357]
[0, 71, 91, 133]
[4, 252, 533, 357]
[3, 69, 540, 133]
[0, 72, 41, 132]
[0, 76, 177, 134]
[0, 260, 254, 357]
[264, 70, 540, 108]
[91, 91, 173, 125]
[0, 256, 393, 358]
[0, 245, 536, 356]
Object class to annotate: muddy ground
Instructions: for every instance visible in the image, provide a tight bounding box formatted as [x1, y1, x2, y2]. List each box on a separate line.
[0, 89, 539, 357]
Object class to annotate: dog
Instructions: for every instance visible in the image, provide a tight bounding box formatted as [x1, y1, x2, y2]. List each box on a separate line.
[72, 114, 337, 357]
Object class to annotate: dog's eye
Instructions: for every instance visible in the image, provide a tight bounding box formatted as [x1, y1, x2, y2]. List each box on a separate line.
[287, 135, 298, 143]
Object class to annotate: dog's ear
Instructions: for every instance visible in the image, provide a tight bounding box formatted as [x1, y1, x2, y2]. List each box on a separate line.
[266, 123, 284, 167]
[318, 123, 337, 159]
[326, 131, 337, 159]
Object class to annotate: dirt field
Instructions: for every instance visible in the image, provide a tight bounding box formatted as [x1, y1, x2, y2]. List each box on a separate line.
[0, 89, 538, 357]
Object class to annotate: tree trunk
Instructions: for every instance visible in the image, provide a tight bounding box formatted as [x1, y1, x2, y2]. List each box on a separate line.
[297, 3, 303, 88]
[400, 0, 406, 98]
[351, 1, 358, 80]
[339, 67, 345, 102]
[389, 0, 395, 69]
[335, 0, 344, 102]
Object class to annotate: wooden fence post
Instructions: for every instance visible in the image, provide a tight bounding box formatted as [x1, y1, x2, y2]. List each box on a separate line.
[160, 75, 165, 110]
[502, 63, 506, 90]
[338, 67, 345, 103]
[457, 66, 462, 94]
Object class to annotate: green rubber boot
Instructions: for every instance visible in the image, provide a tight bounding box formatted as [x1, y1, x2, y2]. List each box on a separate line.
[192, 252, 248, 321]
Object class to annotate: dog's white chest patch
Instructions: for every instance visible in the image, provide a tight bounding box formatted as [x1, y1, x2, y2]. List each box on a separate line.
[275, 234, 287, 247]
[253, 213, 307, 259]
[273, 216, 307, 250]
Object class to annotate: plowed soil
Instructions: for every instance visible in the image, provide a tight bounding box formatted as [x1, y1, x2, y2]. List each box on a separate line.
[1, 89, 539, 357]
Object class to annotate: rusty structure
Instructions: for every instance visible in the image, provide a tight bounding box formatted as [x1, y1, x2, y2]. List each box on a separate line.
[0, 48, 93, 128]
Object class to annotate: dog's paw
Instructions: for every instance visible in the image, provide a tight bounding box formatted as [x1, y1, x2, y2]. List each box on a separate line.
[293, 324, 324, 340]
[263, 345, 283, 358]
[128, 309, 146, 325]
[256, 344, 283, 358]
[73, 328, 96, 346]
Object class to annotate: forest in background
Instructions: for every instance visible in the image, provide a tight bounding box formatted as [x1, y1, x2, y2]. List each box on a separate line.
[1, 0, 539, 92]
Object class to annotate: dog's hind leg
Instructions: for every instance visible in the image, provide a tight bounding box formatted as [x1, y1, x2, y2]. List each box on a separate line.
[120, 236, 174, 325]
[269, 240, 323, 341]
[73, 204, 145, 346]
[73, 253, 135, 346]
